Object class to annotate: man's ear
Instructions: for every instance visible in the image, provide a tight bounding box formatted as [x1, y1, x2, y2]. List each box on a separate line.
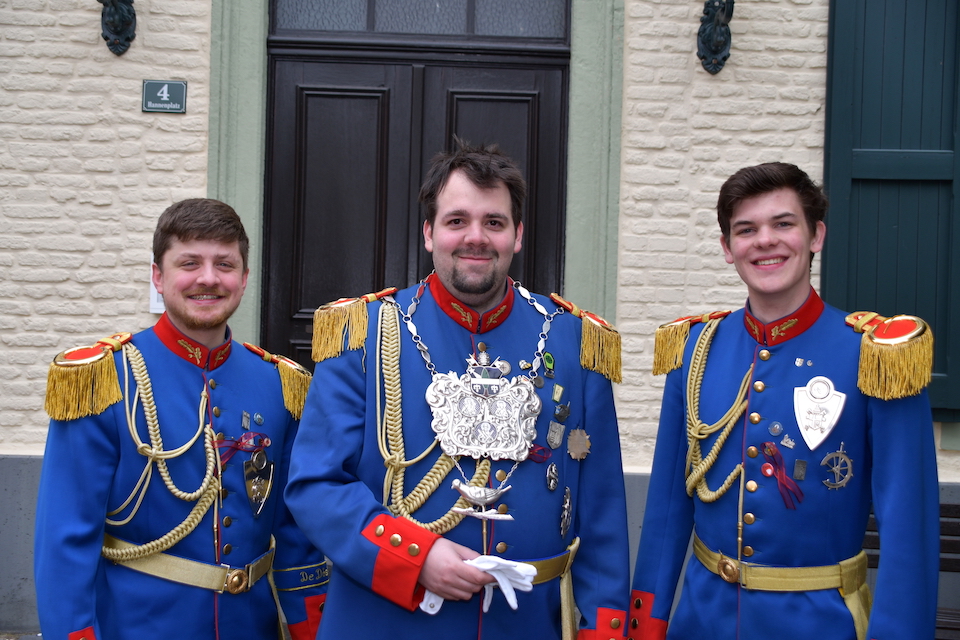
[720, 234, 734, 265]
[423, 219, 434, 253]
[151, 262, 164, 294]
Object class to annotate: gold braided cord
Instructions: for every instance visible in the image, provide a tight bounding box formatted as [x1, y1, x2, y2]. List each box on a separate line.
[101, 343, 220, 561]
[684, 318, 752, 503]
[376, 303, 489, 534]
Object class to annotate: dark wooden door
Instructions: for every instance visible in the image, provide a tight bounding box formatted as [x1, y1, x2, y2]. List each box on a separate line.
[261, 6, 570, 367]
[824, 0, 960, 417]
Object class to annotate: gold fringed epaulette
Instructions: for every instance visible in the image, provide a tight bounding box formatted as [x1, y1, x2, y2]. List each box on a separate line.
[652, 311, 731, 375]
[45, 333, 131, 421]
[244, 343, 312, 419]
[846, 312, 933, 400]
[311, 287, 398, 363]
[549, 293, 622, 383]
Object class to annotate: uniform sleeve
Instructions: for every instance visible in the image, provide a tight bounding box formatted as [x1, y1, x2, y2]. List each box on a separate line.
[865, 390, 939, 639]
[284, 346, 441, 611]
[571, 369, 631, 640]
[34, 406, 122, 640]
[270, 413, 330, 640]
[628, 367, 694, 640]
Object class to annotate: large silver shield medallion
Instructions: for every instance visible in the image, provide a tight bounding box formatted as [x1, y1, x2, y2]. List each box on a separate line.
[426, 359, 541, 462]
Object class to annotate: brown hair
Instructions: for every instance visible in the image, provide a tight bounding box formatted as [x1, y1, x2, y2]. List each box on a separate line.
[153, 198, 249, 270]
[717, 162, 828, 242]
[418, 138, 526, 227]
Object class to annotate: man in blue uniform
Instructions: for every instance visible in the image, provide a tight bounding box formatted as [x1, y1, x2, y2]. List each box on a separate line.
[286, 141, 630, 639]
[35, 199, 328, 640]
[629, 163, 939, 640]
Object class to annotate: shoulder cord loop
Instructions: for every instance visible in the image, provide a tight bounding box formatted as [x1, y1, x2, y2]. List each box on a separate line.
[376, 300, 489, 534]
[684, 317, 753, 502]
[100, 342, 220, 562]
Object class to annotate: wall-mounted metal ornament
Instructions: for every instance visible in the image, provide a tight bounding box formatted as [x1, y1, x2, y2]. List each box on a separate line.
[697, 0, 734, 74]
[98, 0, 137, 56]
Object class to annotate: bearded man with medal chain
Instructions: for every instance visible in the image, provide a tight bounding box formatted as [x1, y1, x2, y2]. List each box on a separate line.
[287, 141, 630, 640]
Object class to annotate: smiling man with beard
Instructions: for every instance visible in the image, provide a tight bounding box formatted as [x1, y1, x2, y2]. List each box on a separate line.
[286, 140, 630, 640]
[35, 199, 328, 640]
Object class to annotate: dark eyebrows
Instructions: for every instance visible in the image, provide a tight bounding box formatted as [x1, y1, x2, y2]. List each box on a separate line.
[731, 211, 800, 229]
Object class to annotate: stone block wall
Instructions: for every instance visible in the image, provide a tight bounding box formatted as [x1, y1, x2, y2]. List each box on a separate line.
[616, 0, 830, 468]
[0, 0, 211, 452]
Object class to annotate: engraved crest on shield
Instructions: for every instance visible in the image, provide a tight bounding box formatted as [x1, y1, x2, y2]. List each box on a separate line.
[793, 375, 846, 451]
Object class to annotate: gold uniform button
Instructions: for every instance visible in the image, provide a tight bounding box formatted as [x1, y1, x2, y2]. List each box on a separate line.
[216, 432, 225, 440]
[753, 381, 765, 393]
[633, 597, 642, 608]
[749, 412, 761, 424]
[496, 542, 508, 553]
[496, 469, 507, 482]
[746, 480, 758, 492]
[408, 544, 420, 556]
[222, 516, 232, 527]
[390, 534, 402, 547]
[222, 543, 232, 555]
[743, 546, 754, 557]
[631, 618, 639, 629]
[497, 504, 509, 514]
[610, 618, 621, 629]
[375, 525, 385, 536]
[743, 513, 756, 524]
[209, 379, 217, 389]
[220, 488, 229, 500]
[747, 446, 759, 458]
[213, 407, 221, 418]
[759, 349, 771, 360]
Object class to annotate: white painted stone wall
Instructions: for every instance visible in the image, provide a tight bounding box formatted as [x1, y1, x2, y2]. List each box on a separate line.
[615, 0, 960, 482]
[0, 0, 211, 453]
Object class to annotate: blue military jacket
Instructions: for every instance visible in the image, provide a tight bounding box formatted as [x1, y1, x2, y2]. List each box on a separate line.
[35, 313, 327, 640]
[630, 290, 939, 640]
[286, 275, 630, 640]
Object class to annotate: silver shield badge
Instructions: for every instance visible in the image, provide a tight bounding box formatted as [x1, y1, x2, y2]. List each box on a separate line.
[244, 449, 274, 518]
[426, 366, 541, 462]
[793, 376, 846, 451]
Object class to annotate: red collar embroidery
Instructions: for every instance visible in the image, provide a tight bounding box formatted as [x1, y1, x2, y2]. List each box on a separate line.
[426, 273, 515, 334]
[154, 313, 232, 370]
[743, 288, 824, 346]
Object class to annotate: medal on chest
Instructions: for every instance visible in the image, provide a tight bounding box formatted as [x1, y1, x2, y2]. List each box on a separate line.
[793, 375, 846, 451]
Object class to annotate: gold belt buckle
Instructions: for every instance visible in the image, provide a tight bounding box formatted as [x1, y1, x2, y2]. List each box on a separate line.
[717, 556, 740, 584]
[224, 567, 249, 594]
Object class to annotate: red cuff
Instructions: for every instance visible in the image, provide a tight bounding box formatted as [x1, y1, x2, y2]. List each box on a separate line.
[628, 590, 667, 640]
[69, 628, 96, 640]
[577, 607, 628, 640]
[288, 593, 326, 640]
[362, 513, 441, 611]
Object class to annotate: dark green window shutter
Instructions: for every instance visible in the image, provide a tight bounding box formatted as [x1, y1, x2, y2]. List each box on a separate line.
[824, 0, 960, 418]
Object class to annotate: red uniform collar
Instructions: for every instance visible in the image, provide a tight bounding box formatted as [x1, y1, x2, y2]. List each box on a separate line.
[743, 288, 824, 346]
[426, 272, 515, 334]
[154, 312, 232, 370]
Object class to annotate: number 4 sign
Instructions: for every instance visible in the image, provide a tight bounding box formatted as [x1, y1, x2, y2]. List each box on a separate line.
[142, 80, 187, 113]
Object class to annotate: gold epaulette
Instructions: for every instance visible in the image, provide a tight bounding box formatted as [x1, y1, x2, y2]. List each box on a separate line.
[243, 343, 312, 419]
[45, 333, 132, 421]
[845, 312, 933, 400]
[311, 287, 398, 363]
[652, 311, 731, 376]
[549, 293, 621, 383]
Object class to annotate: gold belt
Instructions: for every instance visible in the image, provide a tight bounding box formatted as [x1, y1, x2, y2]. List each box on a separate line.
[526, 536, 580, 585]
[103, 534, 275, 594]
[693, 533, 867, 593]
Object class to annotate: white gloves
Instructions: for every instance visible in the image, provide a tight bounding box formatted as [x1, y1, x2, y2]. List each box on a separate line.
[419, 556, 537, 615]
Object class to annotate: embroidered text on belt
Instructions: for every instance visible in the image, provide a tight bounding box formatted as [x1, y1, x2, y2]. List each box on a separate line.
[103, 534, 275, 594]
[692, 533, 866, 592]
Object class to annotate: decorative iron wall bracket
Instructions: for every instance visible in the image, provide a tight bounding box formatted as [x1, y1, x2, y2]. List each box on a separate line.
[99, 0, 136, 56]
[697, 0, 734, 74]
